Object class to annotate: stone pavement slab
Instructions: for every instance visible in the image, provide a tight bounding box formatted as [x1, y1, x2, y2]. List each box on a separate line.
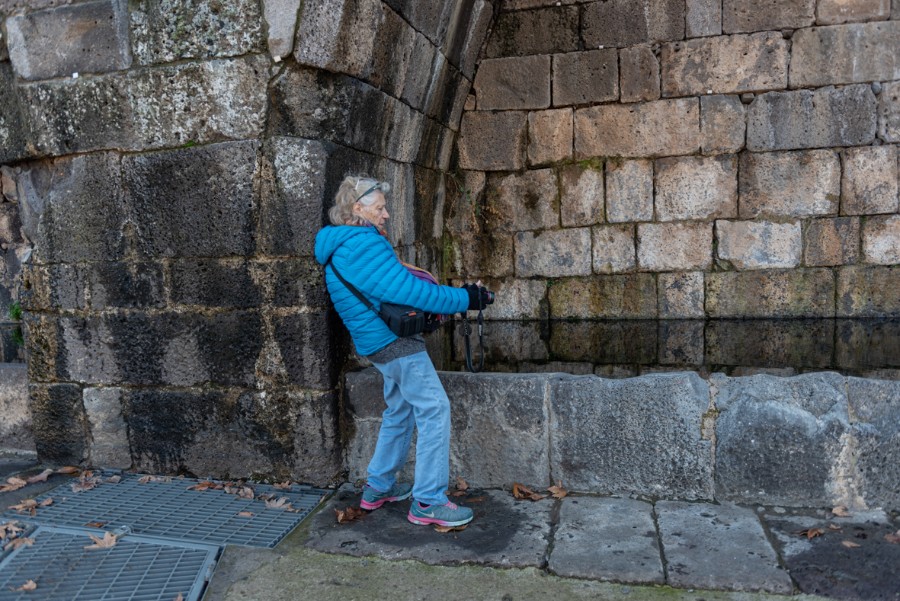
[304, 486, 552, 568]
[657, 500, 794, 593]
[548, 496, 664, 584]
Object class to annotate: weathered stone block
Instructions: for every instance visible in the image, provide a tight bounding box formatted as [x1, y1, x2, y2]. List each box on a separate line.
[29, 383, 88, 465]
[592, 224, 635, 274]
[552, 49, 619, 106]
[559, 164, 603, 227]
[658, 320, 705, 366]
[484, 5, 580, 58]
[847, 378, 900, 509]
[804, 217, 861, 266]
[479, 278, 548, 320]
[515, 228, 592, 277]
[739, 150, 841, 218]
[273, 312, 333, 389]
[123, 142, 257, 258]
[449, 231, 516, 279]
[701, 95, 746, 154]
[841, 146, 899, 215]
[456, 0, 494, 79]
[366, 5, 414, 98]
[528, 108, 573, 166]
[576, 98, 700, 158]
[88, 262, 166, 309]
[791, 22, 900, 88]
[706, 269, 836, 317]
[817, 0, 892, 23]
[717, 220, 802, 270]
[485, 169, 558, 232]
[548, 274, 657, 319]
[6, 0, 131, 80]
[638, 223, 713, 271]
[474, 55, 550, 110]
[659, 272, 705, 318]
[863, 214, 900, 264]
[837, 265, 900, 316]
[550, 373, 713, 498]
[170, 260, 261, 309]
[0, 364, 32, 453]
[723, 0, 815, 33]
[655, 155, 737, 221]
[551, 320, 658, 363]
[383, 0, 455, 46]
[713, 373, 849, 507]
[83, 387, 130, 468]
[0, 63, 32, 164]
[661, 33, 789, 97]
[293, 0, 382, 78]
[687, 0, 722, 37]
[264, 258, 329, 309]
[619, 45, 660, 103]
[264, 0, 303, 58]
[879, 80, 900, 142]
[23, 315, 61, 384]
[582, 0, 685, 49]
[707, 319, 835, 370]
[457, 111, 527, 170]
[130, 0, 263, 65]
[606, 159, 653, 223]
[747, 85, 876, 151]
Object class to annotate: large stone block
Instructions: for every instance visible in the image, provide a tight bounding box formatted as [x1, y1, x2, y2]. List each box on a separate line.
[661, 33, 789, 97]
[400, 32, 438, 111]
[606, 159, 653, 223]
[548, 274, 657, 319]
[655, 155, 737, 221]
[29, 383, 88, 465]
[485, 169, 558, 232]
[122, 142, 257, 258]
[637, 223, 713, 271]
[687, 0, 722, 37]
[515, 228, 592, 277]
[273, 312, 334, 390]
[383, 0, 455, 47]
[559, 164, 603, 227]
[803, 217, 861, 266]
[550, 373, 713, 499]
[592, 225, 635, 274]
[528, 108, 573, 166]
[837, 265, 900, 316]
[862, 214, 900, 264]
[739, 150, 841, 218]
[790, 22, 900, 88]
[87, 262, 166, 310]
[747, 85, 876, 151]
[549, 320, 658, 364]
[582, 0, 685, 49]
[0, 63, 32, 164]
[448, 231, 515, 279]
[658, 272, 705, 318]
[293, 0, 382, 78]
[170, 259, 261, 309]
[6, 0, 131, 80]
[878, 80, 900, 142]
[457, 111, 527, 170]
[23, 315, 61, 384]
[619, 45, 660, 103]
[717, 220, 802, 270]
[706, 269, 836, 317]
[0, 364, 32, 453]
[263, 0, 303, 58]
[847, 378, 900, 509]
[483, 5, 580, 58]
[552, 49, 619, 107]
[83, 387, 130, 468]
[474, 55, 550, 110]
[479, 278, 548, 320]
[723, 0, 815, 33]
[576, 98, 700, 158]
[700, 95, 746, 154]
[817, 0, 892, 23]
[713, 373, 850, 507]
[706, 319, 835, 371]
[260, 258, 329, 309]
[130, 0, 264, 65]
[367, 4, 415, 98]
[841, 146, 899, 215]
[450, 0, 494, 80]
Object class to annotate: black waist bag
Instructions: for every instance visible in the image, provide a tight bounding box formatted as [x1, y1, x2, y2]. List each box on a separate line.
[328, 259, 425, 337]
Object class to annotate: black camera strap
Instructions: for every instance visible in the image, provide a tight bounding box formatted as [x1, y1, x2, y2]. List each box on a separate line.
[461, 308, 486, 373]
[326, 258, 379, 317]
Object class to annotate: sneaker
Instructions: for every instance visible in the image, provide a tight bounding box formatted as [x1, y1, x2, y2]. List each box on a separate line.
[360, 482, 412, 510]
[407, 500, 473, 527]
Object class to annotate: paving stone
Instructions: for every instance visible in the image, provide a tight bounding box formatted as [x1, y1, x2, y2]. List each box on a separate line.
[658, 272, 705, 318]
[817, 0, 892, 23]
[701, 95, 746, 154]
[6, 0, 131, 80]
[837, 265, 900, 316]
[661, 33, 789, 97]
[592, 224, 635, 274]
[582, 0, 685, 49]
[638, 223, 713, 271]
[576, 98, 700, 158]
[619, 45, 660, 103]
[747, 85, 876, 151]
[716, 220, 802, 270]
[841, 145, 899, 215]
[549, 497, 663, 583]
[687, 0, 722, 37]
[706, 269, 836, 317]
[723, 0, 815, 33]
[528, 108, 573, 166]
[739, 150, 841, 218]
[862, 214, 900, 264]
[848, 378, 900, 509]
[548, 274, 657, 319]
[475, 55, 550, 110]
[305, 487, 552, 568]
[559, 164, 603, 227]
[552, 49, 619, 107]
[606, 159, 653, 223]
[657, 501, 793, 593]
[515, 228, 592, 278]
[484, 5, 580, 58]
[457, 111, 527, 171]
[878, 80, 900, 142]
[263, 0, 303, 57]
[804, 217, 861, 266]
[655, 155, 737, 221]
[485, 169, 558, 233]
[791, 21, 900, 88]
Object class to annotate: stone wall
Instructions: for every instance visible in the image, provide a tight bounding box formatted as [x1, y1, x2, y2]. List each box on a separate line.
[452, 0, 900, 320]
[0, 0, 495, 481]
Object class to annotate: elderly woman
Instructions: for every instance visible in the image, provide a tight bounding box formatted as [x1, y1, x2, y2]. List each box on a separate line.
[314, 175, 491, 527]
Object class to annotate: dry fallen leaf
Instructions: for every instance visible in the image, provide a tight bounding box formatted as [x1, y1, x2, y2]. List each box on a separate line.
[273, 481, 292, 490]
[187, 481, 222, 492]
[832, 505, 851, 518]
[456, 477, 469, 492]
[4, 537, 34, 552]
[14, 580, 37, 592]
[265, 497, 293, 510]
[55, 466, 80, 475]
[512, 482, 547, 502]
[8, 499, 38, 516]
[84, 522, 107, 529]
[466, 496, 486, 503]
[237, 511, 254, 518]
[0, 477, 27, 493]
[795, 527, 826, 540]
[1, 522, 24, 539]
[885, 530, 900, 544]
[106, 475, 122, 484]
[434, 524, 468, 533]
[841, 540, 861, 548]
[174, 594, 184, 601]
[335, 506, 365, 524]
[26, 469, 54, 484]
[547, 480, 568, 499]
[38, 498, 53, 508]
[138, 475, 169, 484]
[84, 532, 118, 550]
[828, 523, 842, 531]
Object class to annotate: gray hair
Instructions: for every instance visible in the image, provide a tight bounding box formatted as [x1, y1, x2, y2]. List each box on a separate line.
[328, 175, 391, 225]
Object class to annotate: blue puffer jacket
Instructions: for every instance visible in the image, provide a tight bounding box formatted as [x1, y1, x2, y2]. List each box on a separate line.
[314, 225, 470, 356]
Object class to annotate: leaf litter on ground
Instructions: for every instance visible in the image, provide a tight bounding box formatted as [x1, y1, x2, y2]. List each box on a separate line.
[4, 537, 34, 552]
[885, 530, 900, 544]
[434, 524, 468, 533]
[335, 506, 365, 524]
[84, 531, 119, 550]
[547, 480, 568, 499]
[12, 579, 37, 592]
[0, 477, 27, 493]
[831, 505, 852, 518]
[512, 482, 547, 502]
[795, 527, 826, 540]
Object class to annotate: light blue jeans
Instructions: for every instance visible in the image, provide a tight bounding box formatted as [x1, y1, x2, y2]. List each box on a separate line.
[367, 351, 450, 506]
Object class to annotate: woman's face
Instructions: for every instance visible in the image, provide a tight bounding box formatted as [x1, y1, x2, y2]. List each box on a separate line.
[354, 191, 390, 228]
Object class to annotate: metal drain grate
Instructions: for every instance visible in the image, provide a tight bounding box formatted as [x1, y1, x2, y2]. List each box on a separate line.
[0, 525, 218, 601]
[2, 474, 328, 548]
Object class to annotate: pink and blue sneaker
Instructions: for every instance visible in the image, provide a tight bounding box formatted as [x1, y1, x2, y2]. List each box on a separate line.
[407, 500, 473, 527]
[359, 482, 413, 510]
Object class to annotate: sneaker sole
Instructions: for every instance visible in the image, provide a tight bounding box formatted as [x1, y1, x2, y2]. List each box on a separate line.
[407, 512, 473, 527]
[360, 492, 412, 511]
